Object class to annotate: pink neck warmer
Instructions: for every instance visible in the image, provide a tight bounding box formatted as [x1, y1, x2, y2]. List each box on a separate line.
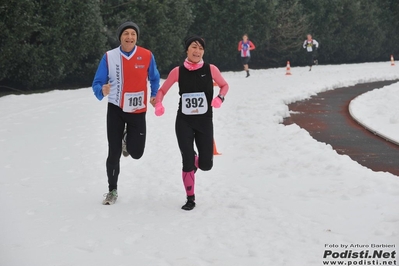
[184, 58, 204, 71]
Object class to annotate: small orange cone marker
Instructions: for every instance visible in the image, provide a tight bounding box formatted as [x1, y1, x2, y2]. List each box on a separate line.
[285, 61, 292, 75]
[213, 139, 221, 155]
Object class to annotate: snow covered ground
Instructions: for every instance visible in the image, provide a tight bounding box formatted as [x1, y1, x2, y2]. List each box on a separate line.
[1, 62, 398, 266]
[350, 82, 399, 145]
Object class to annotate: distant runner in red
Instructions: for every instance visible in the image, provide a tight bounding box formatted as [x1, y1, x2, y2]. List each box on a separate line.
[154, 36, 229, 211]
[238, 34, 256, 77]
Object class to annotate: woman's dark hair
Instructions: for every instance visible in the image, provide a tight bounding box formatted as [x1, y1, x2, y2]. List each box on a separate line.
[184, 35, 205, 51]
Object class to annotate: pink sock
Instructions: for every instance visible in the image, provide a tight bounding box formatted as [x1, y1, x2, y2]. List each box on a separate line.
[182, 170, 195, 196]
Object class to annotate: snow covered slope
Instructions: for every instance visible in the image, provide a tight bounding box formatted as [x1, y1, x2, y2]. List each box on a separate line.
[350, 82, 399, 145]
[1, 62, 398, 266]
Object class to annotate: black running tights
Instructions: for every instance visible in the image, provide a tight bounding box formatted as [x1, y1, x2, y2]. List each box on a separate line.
[175, 116, 213, 172]
[106, 103, 146, 191]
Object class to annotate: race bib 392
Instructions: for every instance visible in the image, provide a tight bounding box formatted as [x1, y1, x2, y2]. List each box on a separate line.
[182, 92, 208, 115]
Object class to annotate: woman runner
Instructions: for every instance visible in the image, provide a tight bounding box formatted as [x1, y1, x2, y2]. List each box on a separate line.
[154, 36, 229, 210]
[238, 34, 256, 77]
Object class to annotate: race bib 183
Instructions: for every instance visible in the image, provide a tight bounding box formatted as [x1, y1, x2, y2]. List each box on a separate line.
[182, 92, 208, 115]
[123, 91, 145, 113]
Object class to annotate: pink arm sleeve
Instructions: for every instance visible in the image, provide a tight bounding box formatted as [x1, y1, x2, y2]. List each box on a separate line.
[250, 41, 256, 50]
[210, 64, 229, 96]
[155, 67, 179, 103]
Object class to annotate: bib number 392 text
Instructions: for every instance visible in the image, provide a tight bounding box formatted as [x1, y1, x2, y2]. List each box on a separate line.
[182, 92, 208, 115]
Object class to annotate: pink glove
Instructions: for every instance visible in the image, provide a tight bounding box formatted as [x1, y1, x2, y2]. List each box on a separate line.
[211, 96, 223, 108]
[155, 102, 165, 116]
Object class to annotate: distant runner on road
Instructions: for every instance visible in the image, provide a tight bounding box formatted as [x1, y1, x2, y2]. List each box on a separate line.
[303, 34, 319, 71]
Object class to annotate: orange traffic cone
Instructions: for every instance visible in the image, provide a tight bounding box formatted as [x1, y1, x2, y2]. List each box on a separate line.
[285, 61, 292, 75]
[391, 55, 395, 66]
[213, 139, 221, 155]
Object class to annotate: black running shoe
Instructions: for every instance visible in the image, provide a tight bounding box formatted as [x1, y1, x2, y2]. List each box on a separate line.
[181, 195, 196, 211]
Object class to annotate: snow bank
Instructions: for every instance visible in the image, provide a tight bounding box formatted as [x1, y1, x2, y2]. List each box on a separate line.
[349, 82, 399, 145]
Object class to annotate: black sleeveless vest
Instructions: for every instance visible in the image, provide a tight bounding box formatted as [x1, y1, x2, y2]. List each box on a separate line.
[178, 63, 214, 117]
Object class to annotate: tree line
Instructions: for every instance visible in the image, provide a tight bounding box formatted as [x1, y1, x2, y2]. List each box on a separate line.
[1, 0, 398, 91]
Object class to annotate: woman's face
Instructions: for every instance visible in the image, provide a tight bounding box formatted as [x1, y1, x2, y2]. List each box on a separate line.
[243, 35, 248, 42]
[186, 41, 204, 63]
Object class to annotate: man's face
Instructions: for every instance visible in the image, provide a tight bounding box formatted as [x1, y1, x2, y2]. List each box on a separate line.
[120, 28, 137, 52]
[307, 34, 312, 41]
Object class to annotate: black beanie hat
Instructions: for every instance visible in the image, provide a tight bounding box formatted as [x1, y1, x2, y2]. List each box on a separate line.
[184, 35, 205, 51]
[117, 21, 140, 42]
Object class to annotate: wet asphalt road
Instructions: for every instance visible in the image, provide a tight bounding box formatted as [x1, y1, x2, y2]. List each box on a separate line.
[284, 80, 399, 176]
